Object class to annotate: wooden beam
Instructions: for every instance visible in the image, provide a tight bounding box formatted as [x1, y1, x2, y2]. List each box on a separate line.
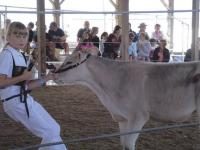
[49, 0, 65, 26]
[119, 0, 129, 61]
[168, 0, 174, 49]
[109, 0, 117, 9]
[160, 0, 169, 9]
[60, 0, 65, 5]
[160, 0, 174, 49]
[192, 0, 199, 61]
[37, 0, 46, 77]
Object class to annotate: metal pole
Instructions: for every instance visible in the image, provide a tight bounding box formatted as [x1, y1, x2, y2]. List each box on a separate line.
[192, 0, 199, 61]
[119, 0, 129, 61]
[37, 0, 46, 77]
[0, 14, 1, 30]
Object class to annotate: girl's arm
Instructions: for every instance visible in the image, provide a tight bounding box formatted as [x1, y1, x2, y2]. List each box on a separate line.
[0, 70, 32, 89]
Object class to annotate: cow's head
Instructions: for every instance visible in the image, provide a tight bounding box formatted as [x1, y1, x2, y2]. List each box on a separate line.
[55, 47, 99, 85]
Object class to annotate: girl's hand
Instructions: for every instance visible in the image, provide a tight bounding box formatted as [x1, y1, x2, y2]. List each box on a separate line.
[21, 70, 33, 81]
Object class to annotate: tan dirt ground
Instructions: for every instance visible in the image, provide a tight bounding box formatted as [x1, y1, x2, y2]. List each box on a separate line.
[0, 85, 200, 150]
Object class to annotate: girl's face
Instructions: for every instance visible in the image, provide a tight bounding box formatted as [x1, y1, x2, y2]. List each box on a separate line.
[7, 29, 28, 50]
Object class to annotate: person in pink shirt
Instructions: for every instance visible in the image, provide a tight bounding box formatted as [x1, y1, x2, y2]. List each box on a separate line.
[151, 24, 164, 42]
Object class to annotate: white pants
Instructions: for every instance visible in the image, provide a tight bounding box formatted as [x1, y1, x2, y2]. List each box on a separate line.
[3, 97, 67, 150]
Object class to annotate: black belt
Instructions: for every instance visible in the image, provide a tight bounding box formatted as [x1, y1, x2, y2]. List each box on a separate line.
[2, 90, 31, 118]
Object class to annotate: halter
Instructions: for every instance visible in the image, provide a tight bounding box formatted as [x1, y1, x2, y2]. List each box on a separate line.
[55, 53, 91, 73]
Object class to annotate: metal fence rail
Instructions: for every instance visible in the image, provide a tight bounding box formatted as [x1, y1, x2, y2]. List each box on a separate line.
[13, 122, 200, 150]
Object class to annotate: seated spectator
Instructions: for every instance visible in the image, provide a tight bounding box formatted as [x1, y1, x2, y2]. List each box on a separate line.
[128, 32, 137, 61]
[25, 22, 34, 54]
[76, 31, 93, 51]
[137, 32, 151, 61]
[152, 39, 170, 62]
[136, 22, 149, 41]
[33, 25, 57, 61]
[151, 24, 164, 42]
[184, 48, 192, 62]
[90, 27, 100, 48]
[27, 22, 34, 43]
[149, 38, 158, 61]
[0, 19, 11, 48]
[77, 20, 90, 42]
[112, 25, 122, 51]
[102, 33, 118, 59]
[129, 22, 137, 42]
[48, 21, 69, 54]
[99, 32, 108, 56]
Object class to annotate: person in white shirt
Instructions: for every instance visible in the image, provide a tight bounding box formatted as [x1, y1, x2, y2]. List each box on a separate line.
[0, 21, 67, 150]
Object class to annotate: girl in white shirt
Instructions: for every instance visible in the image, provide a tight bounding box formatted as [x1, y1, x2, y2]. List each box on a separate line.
[0, 22, 67, 150]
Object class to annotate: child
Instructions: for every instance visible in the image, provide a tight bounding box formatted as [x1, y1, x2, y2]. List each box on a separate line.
[137, 32, 151, 61]
[76, 30, 93, 51]
[0, 22, 67, 150]
[128, 32, 138, 61]
[99, 32, 108, 56]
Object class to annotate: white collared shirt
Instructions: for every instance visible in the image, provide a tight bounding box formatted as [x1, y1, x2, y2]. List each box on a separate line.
[0, 45, 27, 99]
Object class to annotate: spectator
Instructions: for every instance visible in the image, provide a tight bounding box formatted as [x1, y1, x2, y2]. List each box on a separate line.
[33, 25, 57, 61]
[99, 32, 108, 56]
[112, 25, 121, 51]
[25, 22, 34, 54]
[48, 21, 69, 54]
[0, 19, 11, 48]
[151, 24, 164, 42]
[102, 33, 118, 59]
[136, 22, 149, 41]
[90, 27, 100, 48]
[152, 39, 170, 62]
[76, 30, 93, 51]
[128, 32, 137, 61]
[129, 22, 137, 42]
[137, 32, 151, 61]
[149, 38, 158, 61]
[77, 21, 90, 42]
[184, 48, 192, 62]
[27, 22, 34, 43]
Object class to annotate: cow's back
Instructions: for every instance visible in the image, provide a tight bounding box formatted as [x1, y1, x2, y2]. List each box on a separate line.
[143, 62, 199, 122]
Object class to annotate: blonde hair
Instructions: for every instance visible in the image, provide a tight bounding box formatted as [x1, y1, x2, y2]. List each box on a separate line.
[3, 22, 28, 49]
[6, 21, 28, 37]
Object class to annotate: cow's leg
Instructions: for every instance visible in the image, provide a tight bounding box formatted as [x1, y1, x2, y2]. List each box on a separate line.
[119, 112, 149, 150]
[118, 120, 128, 150]
[196, 97, 200, 131]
